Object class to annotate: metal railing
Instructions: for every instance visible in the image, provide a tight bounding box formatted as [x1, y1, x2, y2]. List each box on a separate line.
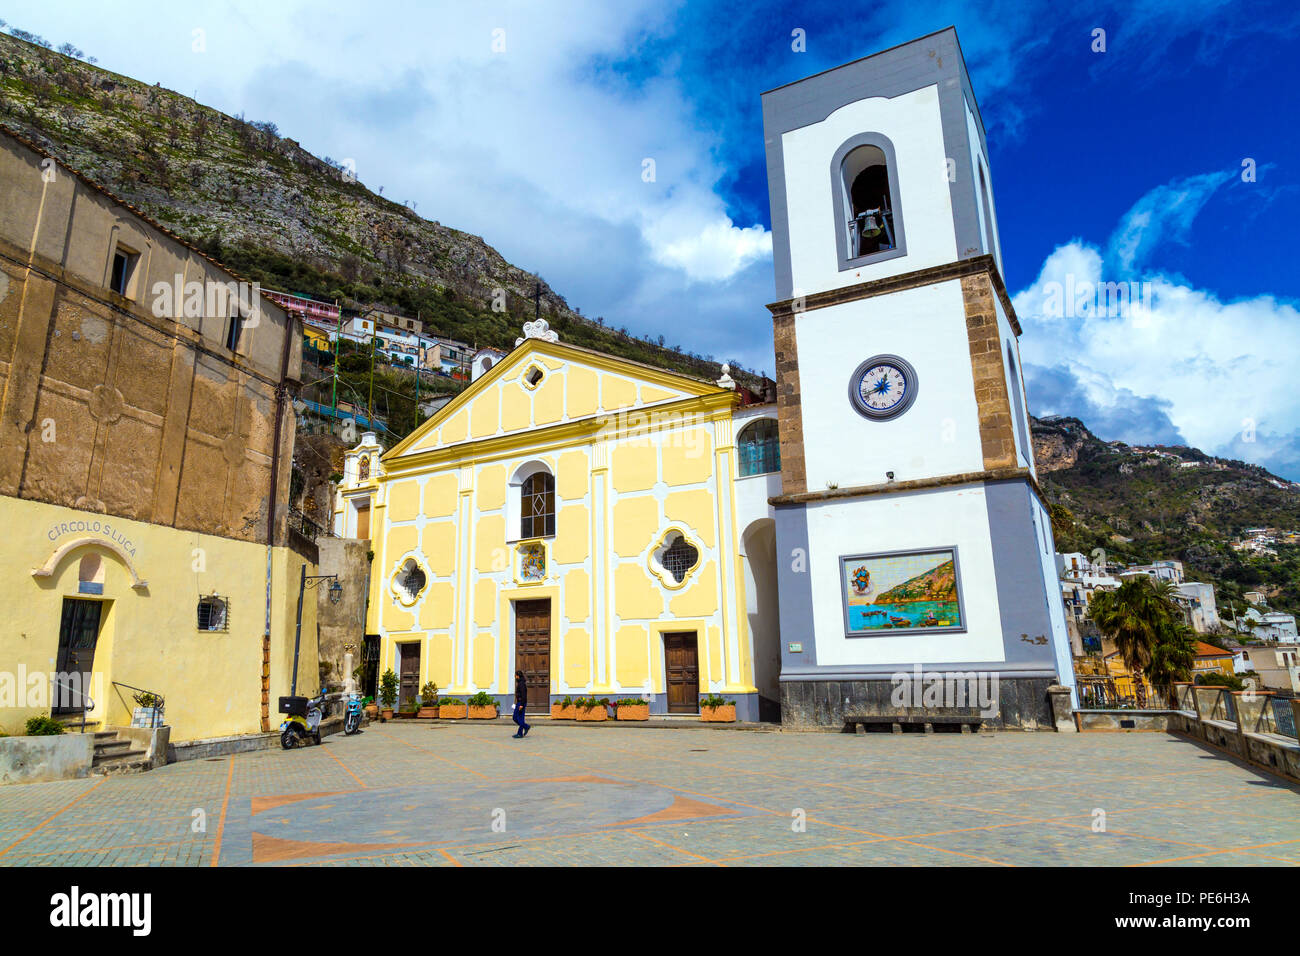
[112, 681, 166, 729]
[1271, 698, 1298, 739]
[51, 675, 93, 733]
[1075, 676, 1173, 711]
[289, 508, 330, 539]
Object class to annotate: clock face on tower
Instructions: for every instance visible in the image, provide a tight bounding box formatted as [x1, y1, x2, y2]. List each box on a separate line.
[848, 355, 919, 420]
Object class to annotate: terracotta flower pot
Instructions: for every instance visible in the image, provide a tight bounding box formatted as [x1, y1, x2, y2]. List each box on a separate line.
[417, 707, 439, 718]
[438, 704, 467, 719]
[700, 704, 736, 723]
[551, 703, 577, 720]
[617, 704, 649, 721]
[365, 704, 379, 717]
[576, 705, 607, 722]
[468, 705, 498, 720]
[381, 708, 394, 720]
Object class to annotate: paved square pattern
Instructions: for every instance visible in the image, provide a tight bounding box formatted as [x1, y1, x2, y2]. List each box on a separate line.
[1, 723, 1297, 866]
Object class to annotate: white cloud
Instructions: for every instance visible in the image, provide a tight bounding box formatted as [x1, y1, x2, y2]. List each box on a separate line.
[1013, 181, 1300, 479]
[1104, 170, 1230, 275]
[20, 0, 772, 358]
[642, 212, 770, 282]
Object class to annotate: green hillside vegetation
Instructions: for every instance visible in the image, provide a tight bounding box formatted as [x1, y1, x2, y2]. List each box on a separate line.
[1032, 416, 1300, 617]
[0, 28, 766, 390]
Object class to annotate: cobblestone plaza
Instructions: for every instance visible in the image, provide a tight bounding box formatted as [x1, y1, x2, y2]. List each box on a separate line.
[1, 724, 1297, 867]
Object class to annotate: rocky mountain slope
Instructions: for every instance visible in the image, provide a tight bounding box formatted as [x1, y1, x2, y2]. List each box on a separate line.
[0, 29, 760, 386]
[1032, 416, 1300, 615]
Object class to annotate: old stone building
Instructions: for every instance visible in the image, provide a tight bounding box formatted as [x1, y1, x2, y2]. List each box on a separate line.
[0, 124, 318, 742]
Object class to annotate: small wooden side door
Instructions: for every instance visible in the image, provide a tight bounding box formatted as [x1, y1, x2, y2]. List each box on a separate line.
[514, 599, 551, 712]
[398, 643, 421, 709]
[664, 631, 699, 714]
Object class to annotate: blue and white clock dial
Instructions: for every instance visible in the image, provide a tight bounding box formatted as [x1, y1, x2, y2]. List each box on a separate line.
[848, 355, 918, 420]
[858, 363, 908, 411]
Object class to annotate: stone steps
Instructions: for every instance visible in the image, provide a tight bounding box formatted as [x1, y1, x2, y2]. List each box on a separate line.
[90, 730, 149, 775]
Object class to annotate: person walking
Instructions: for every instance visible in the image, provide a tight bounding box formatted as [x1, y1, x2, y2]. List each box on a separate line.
[512, 668, 531, 738]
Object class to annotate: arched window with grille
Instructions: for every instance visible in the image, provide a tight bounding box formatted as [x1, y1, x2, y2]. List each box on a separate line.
[520, 472, 555, 538]
[737, 418, 781, 477]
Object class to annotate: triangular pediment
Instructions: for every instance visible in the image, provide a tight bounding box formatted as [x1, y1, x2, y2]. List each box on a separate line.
[385, 339, 723, 460]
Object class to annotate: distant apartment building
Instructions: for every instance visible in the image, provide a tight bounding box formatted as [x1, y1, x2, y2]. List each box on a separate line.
[1120, 559, 1185, 585]
[1248, 610, 1299, 642]
[263, 288, 341, 325]
[1056, 551, 1120, 653]
[1173, 581, 1221, 633]
[1236, 644, 1300, 693]
[1189, 641, 1235, 679]
[425, 334, 473, 378]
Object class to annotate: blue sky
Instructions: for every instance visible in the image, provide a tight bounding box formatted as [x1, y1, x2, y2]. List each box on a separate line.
[10, 0, 1300, 478]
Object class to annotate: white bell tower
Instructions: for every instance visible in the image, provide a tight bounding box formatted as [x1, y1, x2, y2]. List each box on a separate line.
[761, 27, 1073, 729]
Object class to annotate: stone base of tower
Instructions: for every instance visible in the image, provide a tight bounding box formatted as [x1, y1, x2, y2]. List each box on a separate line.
[779, 674, 1058, 732]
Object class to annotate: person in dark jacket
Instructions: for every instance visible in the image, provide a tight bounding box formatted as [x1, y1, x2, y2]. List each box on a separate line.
[512, 669, 531, 738]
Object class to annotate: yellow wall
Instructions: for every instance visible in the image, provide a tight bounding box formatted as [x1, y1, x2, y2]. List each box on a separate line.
[359, 342, 754, 704]
[1, 496, 317, 741]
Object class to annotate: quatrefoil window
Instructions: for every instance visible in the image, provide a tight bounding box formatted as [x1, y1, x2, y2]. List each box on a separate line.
[390, 556, 428, 607]
[649, 528, 701, 590]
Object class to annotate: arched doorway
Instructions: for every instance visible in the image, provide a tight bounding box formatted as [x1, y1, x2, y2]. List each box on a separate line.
[742, 518, 781, 721]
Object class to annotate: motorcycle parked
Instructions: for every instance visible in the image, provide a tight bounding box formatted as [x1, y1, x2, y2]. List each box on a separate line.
[343, 692, 363, 735]
[278, 693, 325, 749]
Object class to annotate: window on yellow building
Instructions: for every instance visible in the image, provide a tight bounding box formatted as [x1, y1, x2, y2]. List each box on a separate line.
[395, 557, 427, 604]
[521, 472, 555, 538]
[197, 596, 229, 632]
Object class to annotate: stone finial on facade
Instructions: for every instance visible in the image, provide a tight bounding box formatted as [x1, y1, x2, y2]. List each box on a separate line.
[515, 318, 559, 347]
[717, 363, 735, 390]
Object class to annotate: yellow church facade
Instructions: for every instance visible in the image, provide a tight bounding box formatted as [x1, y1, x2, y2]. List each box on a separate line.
[335, 329, 782, 719]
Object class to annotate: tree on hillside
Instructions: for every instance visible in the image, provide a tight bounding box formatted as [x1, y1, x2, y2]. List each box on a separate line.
[1145, 617, 1195, 701]
[1088, 577, 1191, 705]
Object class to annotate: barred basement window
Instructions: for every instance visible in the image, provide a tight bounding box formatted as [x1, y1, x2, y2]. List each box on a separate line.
[197, 596, 229, 632]
[660, 533, 699, 584]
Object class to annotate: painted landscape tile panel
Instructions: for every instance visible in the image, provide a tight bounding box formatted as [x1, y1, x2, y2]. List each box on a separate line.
[841, 549, 963, 634]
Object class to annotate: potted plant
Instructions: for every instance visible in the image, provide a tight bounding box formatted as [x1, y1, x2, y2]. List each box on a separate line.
[379, 668, 398, 720]
[362, 695, 378, 718]
[439, 697, 467, 719]
[700, 693, 736, 722]
[576, 697, 607, 722]
[467, 691, 499, 719]
[616, 698, 649, 721]
[131, 691, 165, 728]
[551, 695, 577, 720]
[418, 682, 440, 718]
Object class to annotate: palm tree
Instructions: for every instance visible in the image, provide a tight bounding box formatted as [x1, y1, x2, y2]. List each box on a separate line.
[1088, 577, 1184, 706]
[1146, 618, 1196, 703]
